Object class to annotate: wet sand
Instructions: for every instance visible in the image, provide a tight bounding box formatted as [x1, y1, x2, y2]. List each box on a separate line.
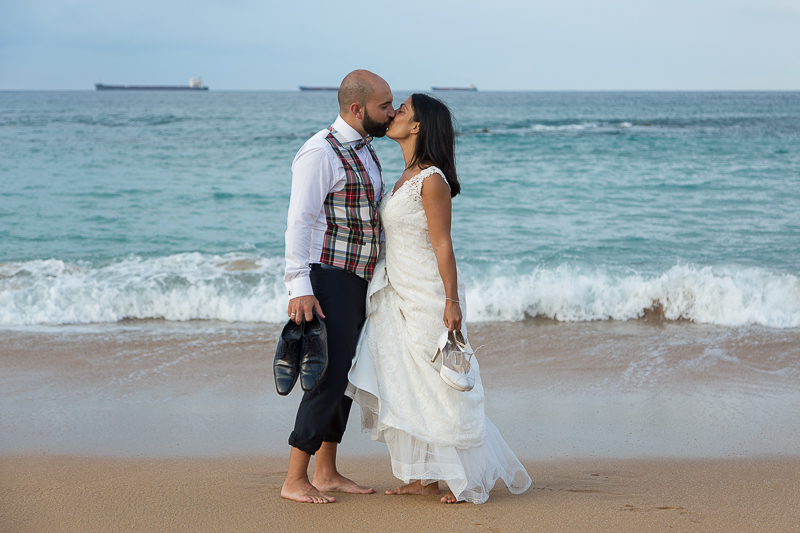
[2, 320, 800, 531]
[2, 320, 799, 458]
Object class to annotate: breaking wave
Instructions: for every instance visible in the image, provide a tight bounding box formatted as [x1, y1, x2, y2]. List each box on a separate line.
[0, 253, 288, 326]
[1, 255, 799, 328]
[466, 264, 800, 327]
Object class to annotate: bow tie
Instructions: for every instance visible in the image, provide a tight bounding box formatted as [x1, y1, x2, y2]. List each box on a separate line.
[353, 136, 373, 151]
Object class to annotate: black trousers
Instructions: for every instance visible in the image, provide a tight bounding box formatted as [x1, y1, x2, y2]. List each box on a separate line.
[288, 265, 368, 455]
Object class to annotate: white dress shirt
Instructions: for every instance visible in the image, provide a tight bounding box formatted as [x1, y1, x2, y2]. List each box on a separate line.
[284, 115, 383, 298]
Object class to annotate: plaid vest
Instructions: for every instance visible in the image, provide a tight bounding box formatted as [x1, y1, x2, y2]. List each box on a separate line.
[320, 126, 383, 281]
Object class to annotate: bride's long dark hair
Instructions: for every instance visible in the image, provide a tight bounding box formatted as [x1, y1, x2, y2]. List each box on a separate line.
[408, 93, 460, 197]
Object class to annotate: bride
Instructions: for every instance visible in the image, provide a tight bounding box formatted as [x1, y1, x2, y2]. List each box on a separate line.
[346, 93, 531, 504]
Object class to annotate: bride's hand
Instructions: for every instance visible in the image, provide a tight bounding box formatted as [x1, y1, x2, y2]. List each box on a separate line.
[443, 300, 462, 332]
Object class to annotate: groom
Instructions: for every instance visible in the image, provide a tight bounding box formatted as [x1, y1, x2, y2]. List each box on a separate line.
[281, 70, 395, 504]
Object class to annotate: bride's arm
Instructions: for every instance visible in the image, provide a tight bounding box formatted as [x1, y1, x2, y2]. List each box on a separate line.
[421, 176, 462, 333]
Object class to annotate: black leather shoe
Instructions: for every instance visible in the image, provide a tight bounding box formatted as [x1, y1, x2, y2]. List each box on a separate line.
[299, 314, 328, 393]
[274, 319, 303, 396]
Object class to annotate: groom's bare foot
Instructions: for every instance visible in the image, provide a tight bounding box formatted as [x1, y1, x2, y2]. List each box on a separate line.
[441, 490, 459, 504]
[385, 480, 440, 496]
[281, 478, 336, 504]
[312, 472, 375, 494]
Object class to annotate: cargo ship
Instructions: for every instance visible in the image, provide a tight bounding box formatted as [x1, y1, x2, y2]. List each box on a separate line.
[95, 77, 208, 91]
[431, 84, 477, 91]
[299, 86, 339, 91]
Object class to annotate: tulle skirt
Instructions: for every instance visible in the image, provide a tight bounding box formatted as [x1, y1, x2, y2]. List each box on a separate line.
[347, 374, 531, 504]
[346, 252, 531, 503]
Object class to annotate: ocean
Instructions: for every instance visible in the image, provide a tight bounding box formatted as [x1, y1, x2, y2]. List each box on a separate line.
[3, 90, 800, 460]
[1, 90, 799, 328]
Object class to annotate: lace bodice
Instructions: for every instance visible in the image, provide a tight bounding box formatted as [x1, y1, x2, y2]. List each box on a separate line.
[382, 166, 450, 248]
[391, 166, 450, 199]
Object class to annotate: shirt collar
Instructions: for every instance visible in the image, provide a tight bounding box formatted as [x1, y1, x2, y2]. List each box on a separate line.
[332, 115, 367, 145]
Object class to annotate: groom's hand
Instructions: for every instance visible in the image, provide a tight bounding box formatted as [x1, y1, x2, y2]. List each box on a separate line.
[288, 295, 325, 325]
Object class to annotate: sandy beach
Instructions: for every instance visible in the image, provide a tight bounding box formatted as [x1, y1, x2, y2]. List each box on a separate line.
[3, 455, 799, 533]
[2, 320, 800, 531]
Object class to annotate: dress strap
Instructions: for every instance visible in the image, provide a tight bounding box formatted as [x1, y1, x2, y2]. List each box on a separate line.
[409, 166, 449, 198]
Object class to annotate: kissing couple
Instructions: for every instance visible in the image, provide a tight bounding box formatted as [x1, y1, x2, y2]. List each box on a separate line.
[279, 70, 531, 504]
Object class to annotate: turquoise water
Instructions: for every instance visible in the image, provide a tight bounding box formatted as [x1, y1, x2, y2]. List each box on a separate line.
[1, 91, 799, 326]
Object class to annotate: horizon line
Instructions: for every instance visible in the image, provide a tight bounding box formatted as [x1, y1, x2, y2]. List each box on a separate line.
[2, 88, 800, 93]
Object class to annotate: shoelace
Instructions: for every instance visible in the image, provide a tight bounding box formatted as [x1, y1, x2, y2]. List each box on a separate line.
[446, 340, 484, 373]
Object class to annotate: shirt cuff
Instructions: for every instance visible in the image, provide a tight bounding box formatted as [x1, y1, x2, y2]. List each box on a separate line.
[286, 275, 314, 299]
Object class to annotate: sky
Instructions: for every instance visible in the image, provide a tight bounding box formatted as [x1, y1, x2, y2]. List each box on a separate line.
[1, 0, 799, 91]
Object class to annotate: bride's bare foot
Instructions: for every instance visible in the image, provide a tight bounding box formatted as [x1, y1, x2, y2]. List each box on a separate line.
[312, 472, 375, 494]
[385, 480, 441, 496]
[441, 490, 459, 504]
[281, 477, 336, 504]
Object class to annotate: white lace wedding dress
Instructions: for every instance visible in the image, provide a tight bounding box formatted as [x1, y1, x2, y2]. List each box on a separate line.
[346, 167, 531, 504]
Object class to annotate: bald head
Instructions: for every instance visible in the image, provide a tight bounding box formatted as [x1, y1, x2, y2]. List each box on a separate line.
[337, 70, 395, 138]
[338, 70, 389, 114]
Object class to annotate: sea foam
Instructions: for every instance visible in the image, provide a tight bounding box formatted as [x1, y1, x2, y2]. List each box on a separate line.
[0, 253, 289, 326]
[1, 255, 799, 328]
[467, 264, 800, 327]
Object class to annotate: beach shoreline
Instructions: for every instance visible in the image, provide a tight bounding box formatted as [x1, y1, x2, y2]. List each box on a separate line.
[2, 320, 799, 458]
[2, 320, 800, 530]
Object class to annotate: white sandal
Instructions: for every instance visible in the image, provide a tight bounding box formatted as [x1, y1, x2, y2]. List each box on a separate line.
[432, 330, 476, 392]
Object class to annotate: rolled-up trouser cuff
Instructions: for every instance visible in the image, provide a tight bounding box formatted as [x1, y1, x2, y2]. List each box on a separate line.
[288, 431, 323, 456]
[288, 422, 347, 456]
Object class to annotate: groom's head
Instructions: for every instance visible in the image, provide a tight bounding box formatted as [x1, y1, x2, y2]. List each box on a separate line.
[338, 70, 395, 138]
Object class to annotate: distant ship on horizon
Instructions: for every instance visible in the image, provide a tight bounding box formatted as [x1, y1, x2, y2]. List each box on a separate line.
[432, 84, 478, 92]
[299, 86, 339, 91]
[96, 77, 209, 91]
